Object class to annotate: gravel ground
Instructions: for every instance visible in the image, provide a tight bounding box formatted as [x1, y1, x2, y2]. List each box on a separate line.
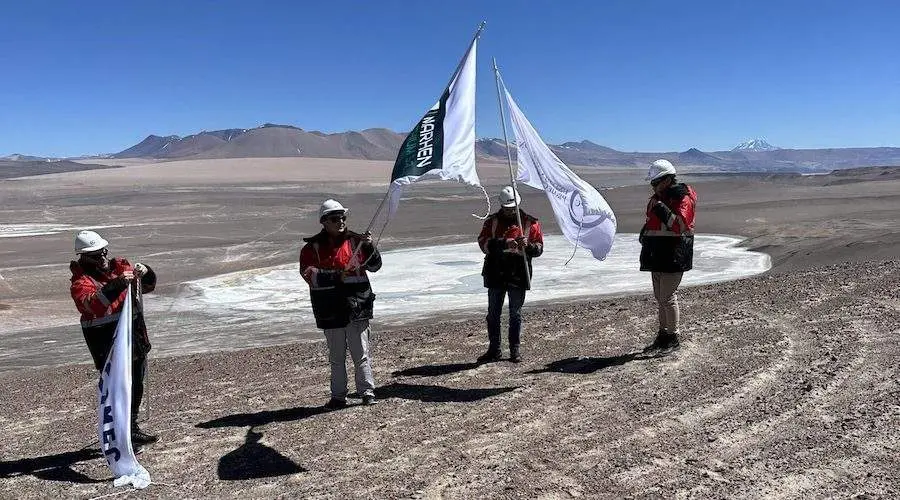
[1, 260, 897, 499]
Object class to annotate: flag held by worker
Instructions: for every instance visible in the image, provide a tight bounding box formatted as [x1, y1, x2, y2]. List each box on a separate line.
[97, 286, 152, 488]
[386, 24, 486, 219]
[501, 77, 617, 260]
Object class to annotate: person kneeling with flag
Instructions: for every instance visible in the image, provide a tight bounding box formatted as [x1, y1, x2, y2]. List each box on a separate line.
[70, 230, 158, 445]
[477, 186, 544, 363]
[300, 199, 383, 408]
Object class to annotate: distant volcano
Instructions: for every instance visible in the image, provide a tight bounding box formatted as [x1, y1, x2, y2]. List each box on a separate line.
[733, 138, 779, 151]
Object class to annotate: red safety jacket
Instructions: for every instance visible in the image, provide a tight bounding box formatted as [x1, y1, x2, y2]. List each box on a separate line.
[639, 183, 698, 272]
[478, 210, 544, 290]
[70, 257, 157, 368]
[70, 257, 137, 328]
[299, 230, 382, 329]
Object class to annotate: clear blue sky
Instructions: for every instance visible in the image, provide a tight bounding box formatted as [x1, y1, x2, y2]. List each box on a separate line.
[2, 0, 898, 157]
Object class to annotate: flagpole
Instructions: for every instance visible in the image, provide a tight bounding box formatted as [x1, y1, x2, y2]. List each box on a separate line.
[491, 58, 531, 289]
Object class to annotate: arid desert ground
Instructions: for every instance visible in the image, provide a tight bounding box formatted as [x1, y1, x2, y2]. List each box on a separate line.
[0, 158, 898, 498]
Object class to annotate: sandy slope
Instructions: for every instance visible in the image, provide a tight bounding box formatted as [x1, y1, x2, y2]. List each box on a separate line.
[0, 161, 898, 498]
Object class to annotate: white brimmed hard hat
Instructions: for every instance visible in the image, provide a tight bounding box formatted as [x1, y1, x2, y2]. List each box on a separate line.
[646, 159, 677, 181]
[499, 186, 521, 208]
[319, 199, 349, 222]
[74, 230, 109, 254]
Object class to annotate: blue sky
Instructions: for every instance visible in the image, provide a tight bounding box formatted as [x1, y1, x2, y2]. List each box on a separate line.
[1, 0, 898, 157]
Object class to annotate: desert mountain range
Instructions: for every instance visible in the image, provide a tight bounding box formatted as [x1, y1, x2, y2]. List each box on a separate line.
[6, 124, 900, 173]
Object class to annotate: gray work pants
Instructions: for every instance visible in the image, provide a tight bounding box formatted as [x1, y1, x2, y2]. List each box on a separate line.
[651, 271, 683, 334]
[324, 320, 375, 400]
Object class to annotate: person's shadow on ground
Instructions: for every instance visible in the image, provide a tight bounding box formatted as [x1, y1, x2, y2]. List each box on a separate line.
[196, 382, 517, 479]
[0, 447, 106, 484]
[217, 428, 306, 480]
[197, 407, 334, 480]
[527, 351, 669, 375]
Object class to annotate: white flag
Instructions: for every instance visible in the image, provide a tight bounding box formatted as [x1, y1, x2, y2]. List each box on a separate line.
[386, 28, 482, 218]
[97, 286, 151, 489]
[503, 84, 617, 260]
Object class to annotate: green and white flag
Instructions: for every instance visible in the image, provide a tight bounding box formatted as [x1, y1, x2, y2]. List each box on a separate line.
[386, 27, 483, 218]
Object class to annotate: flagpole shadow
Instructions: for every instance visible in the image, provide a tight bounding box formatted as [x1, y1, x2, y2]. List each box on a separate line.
[376, 382, 518, 402]
[391, 361, 481, 378]
[526, 351, 668, 375]
[196, 405, 333, 429]
[0, 448, 106, 484]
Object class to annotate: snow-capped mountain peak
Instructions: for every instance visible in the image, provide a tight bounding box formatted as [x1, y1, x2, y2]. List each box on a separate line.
[733, 138, 779, 151]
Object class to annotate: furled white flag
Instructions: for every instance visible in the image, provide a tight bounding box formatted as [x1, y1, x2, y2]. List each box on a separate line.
[97, 286, 151, 489]
[502, 80, 617, 260]
[385, 24, 486, 220]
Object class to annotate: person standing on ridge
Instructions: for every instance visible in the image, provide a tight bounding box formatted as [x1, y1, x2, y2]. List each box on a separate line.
[69, 230, 159, 445]
[476, 186, 544, 363]
[639, 159, 698, 351]
[300, 199, 383, 408]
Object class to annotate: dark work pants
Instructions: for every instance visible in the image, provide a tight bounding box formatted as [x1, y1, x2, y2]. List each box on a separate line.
[83, 326, 147, 424]
[486, 287, 526, 351]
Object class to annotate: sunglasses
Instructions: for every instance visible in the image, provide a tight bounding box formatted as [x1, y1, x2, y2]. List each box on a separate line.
[325, 215, 346, 223]
[82, 248, 108, 259]
[650, 178, 665, 187]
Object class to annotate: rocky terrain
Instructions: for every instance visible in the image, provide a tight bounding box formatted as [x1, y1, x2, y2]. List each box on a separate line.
[0, 260, 897, 498]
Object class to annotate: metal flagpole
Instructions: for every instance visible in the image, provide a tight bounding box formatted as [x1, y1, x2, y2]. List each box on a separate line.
[491, 58, 532, 289]
[133, 277, 150, 423]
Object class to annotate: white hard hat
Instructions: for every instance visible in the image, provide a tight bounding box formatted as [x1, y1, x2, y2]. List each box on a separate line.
[319, 199, 349, 221]
[646, 159, 677, 182]
[499, 186, 521, 208]
[74, 230, 109, 254]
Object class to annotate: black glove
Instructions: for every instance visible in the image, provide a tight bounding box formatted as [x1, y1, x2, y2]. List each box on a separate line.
[100, 276, 130, 302]
[651, 201, 673, 229]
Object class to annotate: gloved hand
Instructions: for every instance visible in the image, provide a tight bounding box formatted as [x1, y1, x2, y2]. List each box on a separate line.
[101, 272, 133, 300]
[302, 266, 319, 281]
[361, 231, 375, 252]
[134, 262, 148, 277]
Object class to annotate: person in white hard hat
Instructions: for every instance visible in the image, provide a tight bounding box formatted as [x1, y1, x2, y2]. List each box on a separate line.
[299, 199, 383, 408]
[639, 160, 698, 351]
[69, 230, 159, 444]
[476, 186, 544, 363]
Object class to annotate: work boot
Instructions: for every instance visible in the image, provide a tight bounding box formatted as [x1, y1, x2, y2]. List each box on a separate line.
[662, 333, 680, 350]
[131, 423, 159, 445]
[643, 329, 672, 352]
[476, 349, 502, 364]
[324, 398, 347, 410]
[509, 347, 522, 363]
